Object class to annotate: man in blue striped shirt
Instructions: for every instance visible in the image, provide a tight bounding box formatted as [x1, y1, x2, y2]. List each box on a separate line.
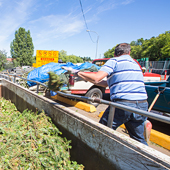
[78, 43, 148, 145]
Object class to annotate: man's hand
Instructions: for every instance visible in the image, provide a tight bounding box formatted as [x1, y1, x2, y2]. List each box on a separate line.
[62, 66, 79, 75]
[78, 71, 108, 87]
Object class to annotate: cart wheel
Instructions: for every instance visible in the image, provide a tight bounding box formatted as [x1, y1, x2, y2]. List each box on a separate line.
[85, 88, 102, 107]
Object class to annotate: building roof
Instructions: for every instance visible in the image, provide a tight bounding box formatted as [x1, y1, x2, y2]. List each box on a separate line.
[6, 58, 13, 62]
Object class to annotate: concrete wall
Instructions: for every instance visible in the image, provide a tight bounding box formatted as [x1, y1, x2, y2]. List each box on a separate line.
[1, 79, 170, 170]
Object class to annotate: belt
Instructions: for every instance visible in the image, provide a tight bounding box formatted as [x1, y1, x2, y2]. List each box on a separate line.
[113, 99, 147, 103]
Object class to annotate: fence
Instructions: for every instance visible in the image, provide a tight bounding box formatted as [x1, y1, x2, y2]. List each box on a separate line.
[138, 60, 170, 75]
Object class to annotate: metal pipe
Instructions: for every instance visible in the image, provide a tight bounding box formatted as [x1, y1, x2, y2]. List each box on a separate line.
[37, 84, 39, 93]
[14, 75, 48, 88]
[107, 106, 115, 128]
[0, 74, 48, 88]
[14, 75, 16, 83]
[57, 91, 170, 125]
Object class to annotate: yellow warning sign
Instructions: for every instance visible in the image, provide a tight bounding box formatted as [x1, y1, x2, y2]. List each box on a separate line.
[35, 50, 59, 67]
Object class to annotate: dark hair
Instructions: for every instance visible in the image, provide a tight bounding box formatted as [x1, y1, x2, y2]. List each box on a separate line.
[114, 43, 131, 56]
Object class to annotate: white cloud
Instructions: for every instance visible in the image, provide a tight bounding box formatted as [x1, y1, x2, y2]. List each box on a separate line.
[0, 0, 35, 55]
[28, 14, 84, 46]
[0, 0, 134, 57]
[0, 0, 34, 31]
[96, 2, 116, 14]
[122, 0, 135, 5]
[95, 0, 135, 14]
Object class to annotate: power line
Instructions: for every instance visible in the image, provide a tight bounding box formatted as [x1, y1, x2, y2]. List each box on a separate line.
[78, 0, 95, 43]
[78, 0, 88, 30]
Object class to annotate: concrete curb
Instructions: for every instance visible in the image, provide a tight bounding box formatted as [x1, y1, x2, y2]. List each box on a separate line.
[150, 129, 170, 150]
[51, 94, 96, 113]
[99, 111, 170, 150]
[119, 124, 170, 150]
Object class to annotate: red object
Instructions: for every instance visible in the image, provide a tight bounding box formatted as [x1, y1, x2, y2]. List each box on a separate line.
[69, 74, 74, 86]
[69, 90, 87, 94]
[164, 70, 167, 80]
[143, 72, 161, 77]
[144, 120, 152, 142]
[70, 88, 110, 95]
[6, 58, 13, 62]
[146, 120, 152, 131]
[105, 89, 110, 93]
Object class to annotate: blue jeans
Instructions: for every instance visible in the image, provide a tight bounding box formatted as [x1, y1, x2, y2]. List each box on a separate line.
[99, 101, 148, 145]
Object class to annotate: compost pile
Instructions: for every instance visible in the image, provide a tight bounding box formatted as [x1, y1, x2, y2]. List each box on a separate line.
[47, 66, 98, 92]
[17, 72, 30, 88]
[48, 71, 68, 91]
[0, 97, 84, 169]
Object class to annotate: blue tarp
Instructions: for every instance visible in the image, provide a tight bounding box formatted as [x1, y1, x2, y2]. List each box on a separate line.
[27, 62, 100, 87]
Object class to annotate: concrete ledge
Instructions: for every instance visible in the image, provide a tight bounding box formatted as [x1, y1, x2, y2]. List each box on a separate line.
[1, 79, 170, 169]
[51, 94, 96, 113]
[52, 95, 170, 150]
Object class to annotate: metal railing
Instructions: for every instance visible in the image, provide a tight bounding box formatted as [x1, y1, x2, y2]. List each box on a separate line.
[139, 60, 170, 75]
[0, 73, 170, 128]
[56, 91, 170, 125]
[0, 73, 48, 93]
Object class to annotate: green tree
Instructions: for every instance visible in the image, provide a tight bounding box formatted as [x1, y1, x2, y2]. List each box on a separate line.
[76, 56, 83, 63]
[59, 50, 67, 63]
[104, 47, 115, 58]
[0, 50, 7, 70]
[59, 50, 67, 58]
[130, 39, 144, 59]
[104, 30, 170, 61]
[141, 37, 158, 60]
[81, 56, 92, 62]
[13, 59, 20, 67]
[59, 50, 84, 63]
[158, 31, 170, 60]
[130, 45, 142, 59]
[10, 27, 34, 66]
[161, 42, 170, 58]
[31, 56, 36, 64]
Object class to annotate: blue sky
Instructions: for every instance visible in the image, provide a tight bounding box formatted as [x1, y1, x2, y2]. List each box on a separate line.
[0, 0, 170, 60]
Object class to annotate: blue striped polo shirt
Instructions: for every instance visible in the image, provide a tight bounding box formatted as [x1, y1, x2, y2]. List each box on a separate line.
[100, 55, 147, 101]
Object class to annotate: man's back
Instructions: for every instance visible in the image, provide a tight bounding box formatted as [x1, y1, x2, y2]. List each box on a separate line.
[100, 55, 147, 101]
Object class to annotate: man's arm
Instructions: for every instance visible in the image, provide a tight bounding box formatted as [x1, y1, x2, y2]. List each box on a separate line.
[77, 71, 108, 87]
